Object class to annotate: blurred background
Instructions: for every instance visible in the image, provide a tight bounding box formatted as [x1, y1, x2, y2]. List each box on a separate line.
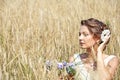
[0, 0, 120, 80]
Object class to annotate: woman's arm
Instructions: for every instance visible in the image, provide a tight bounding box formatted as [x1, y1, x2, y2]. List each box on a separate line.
[97, 35, 119, 80]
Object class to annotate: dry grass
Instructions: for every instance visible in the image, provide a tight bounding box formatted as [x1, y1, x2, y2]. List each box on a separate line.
[0, 0, 120, 80]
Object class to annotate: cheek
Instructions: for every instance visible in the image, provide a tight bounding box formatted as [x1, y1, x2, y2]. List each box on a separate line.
[90, 40, 96, 45]
[86, 37, 96, 46]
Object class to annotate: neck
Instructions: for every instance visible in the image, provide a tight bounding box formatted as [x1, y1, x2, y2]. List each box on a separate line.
[86, 47, 97, 59]
[86, 48, 94, 55]
[86, 48, 91, 53]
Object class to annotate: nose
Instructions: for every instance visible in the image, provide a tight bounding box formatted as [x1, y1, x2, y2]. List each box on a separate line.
[79, 34, 83, 40]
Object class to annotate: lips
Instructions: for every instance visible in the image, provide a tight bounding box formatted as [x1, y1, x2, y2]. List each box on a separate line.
[79, 41, 85, 45]
[80, 43, 84, 45]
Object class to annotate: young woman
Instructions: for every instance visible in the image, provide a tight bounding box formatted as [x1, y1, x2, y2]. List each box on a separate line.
[69, 18, 119, 80]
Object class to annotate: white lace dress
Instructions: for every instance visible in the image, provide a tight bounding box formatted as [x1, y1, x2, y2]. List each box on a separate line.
[73, 54, 116, 80]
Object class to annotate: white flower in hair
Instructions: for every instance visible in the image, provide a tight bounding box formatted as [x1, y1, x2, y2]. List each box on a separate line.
[101, 29, 110, 42]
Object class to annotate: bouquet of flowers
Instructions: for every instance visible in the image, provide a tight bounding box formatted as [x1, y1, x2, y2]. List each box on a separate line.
[45, 60, 76, 76]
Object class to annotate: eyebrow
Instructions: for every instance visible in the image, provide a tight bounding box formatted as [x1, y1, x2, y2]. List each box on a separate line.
[79, 31, 89, 34]
[79, 31, 93, 36]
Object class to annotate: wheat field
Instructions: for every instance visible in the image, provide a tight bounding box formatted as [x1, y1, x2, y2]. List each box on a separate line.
[0, 0, 120, 80]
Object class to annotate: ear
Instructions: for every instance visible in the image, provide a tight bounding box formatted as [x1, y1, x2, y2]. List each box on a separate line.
[96, 39, 100, 44]
[96, 39, 100, 43]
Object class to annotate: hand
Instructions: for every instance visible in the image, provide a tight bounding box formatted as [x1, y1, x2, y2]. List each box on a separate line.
[97, 34, 110, 52]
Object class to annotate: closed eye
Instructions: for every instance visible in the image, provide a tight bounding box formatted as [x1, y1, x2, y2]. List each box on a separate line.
[83, 32, 89, 37]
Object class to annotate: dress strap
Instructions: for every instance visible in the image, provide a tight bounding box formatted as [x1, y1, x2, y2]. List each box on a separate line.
[104, 55, 116, 66]
[73, 54, 83, 65]
[74, 53, 90, 80]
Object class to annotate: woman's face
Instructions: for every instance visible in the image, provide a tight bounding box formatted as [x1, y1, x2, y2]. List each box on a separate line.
[79, 25, 97, 49]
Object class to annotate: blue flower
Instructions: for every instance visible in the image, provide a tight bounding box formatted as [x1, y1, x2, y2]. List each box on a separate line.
[68, 62, 74, 67]
[57, 63, 64, 69]
[62, 61, 67, 66]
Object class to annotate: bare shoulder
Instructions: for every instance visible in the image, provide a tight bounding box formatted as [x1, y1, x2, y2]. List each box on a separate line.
[69, 55, 74, 63]
[69, 53, 87, 62]
[108, 55, 119, 68]
[107, 55, 119, 77]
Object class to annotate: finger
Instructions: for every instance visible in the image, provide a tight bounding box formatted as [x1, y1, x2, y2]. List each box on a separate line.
[103, 35, 110, 44]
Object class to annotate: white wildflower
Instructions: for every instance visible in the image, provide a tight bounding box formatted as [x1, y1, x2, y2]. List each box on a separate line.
[101, 29, 110, 42]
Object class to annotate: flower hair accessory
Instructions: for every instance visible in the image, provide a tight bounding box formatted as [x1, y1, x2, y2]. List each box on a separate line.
[101, 29, 110, 43]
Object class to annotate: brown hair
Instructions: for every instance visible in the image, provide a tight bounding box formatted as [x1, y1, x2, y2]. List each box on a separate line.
[81, 18, 110, 39]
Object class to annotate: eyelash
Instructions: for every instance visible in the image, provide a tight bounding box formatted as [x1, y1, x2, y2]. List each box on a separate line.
[84, 34, 89, 36]
[79, 33, 89, 37]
